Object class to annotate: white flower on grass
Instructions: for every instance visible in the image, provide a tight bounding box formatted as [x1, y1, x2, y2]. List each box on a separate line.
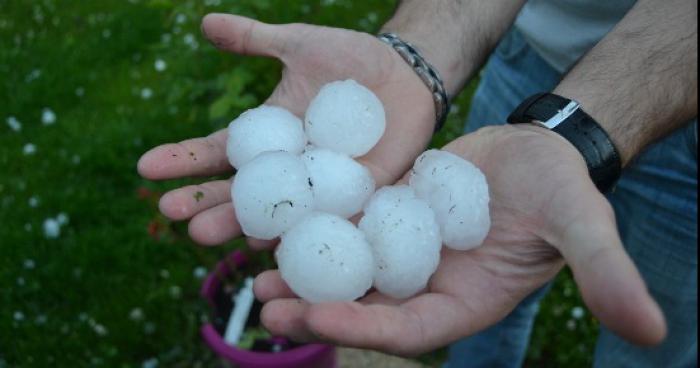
[169, 285, 182, 299]
[140, 88, 153, 100]
[43, 218, 60, 238]
[72, 154, 81, 165]
[41, 108, 56, 125]
[25, 69, 42, 83]
[144, 322, 156, 335]
[566, 319, 576, 331]
[175, 13, 186, 24]
[159, 269, 170, 279]
[142, 357, 159, 368]
[23, 143, 36, 155]
[154, 59, 167, 72]
[56, 212, 69, 225]
[13, 311, 25, 321]
[17, 277, 25, 286]
[93, 323, 108, 336]
[571, 306, 585, 319]
[35, 314, 47, 325]
[183, 33, 198, 49]
[6, 116, 21, 131]
[75, 87, 85, 97]
[28, 196, 39, 208]
[129, 308, 144, 321]
[23, 259, 36, 269]
[193, 266, 208, 279]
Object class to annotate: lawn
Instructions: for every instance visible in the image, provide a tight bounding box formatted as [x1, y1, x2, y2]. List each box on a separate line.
[0, 1, 596, 366]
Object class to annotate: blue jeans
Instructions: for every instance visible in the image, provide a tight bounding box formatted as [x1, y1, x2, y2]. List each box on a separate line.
[446, 29, 698, 368]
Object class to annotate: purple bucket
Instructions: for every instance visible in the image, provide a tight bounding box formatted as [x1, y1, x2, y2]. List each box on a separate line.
[200, 250, 336, 368]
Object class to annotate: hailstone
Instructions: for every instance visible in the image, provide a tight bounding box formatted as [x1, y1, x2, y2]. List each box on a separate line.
[359, 185, 442, 299]
[302, 147, 375, 219]
[226, 105, 306, 169]
[304, 80, 386, 157]
[409, 150, 490, 250]
[232, 151, 313, 240]
[276, 213, 375, 303]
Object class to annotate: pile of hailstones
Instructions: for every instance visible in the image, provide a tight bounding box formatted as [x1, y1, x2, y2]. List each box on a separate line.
[227, 80, 490, 303]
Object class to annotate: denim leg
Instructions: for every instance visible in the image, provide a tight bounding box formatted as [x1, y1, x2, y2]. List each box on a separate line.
[445, 28, 563, 368]
[593, 122, 698, 368]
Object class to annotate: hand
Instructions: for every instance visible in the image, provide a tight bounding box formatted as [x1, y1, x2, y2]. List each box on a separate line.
[255, 124, 667, 356]
[137, 13, 435, 246]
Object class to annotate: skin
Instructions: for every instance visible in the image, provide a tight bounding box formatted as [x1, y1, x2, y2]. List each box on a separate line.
[138, 0, 696, 356]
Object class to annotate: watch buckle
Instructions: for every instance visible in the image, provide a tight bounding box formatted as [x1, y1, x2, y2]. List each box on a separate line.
[539, 101, 581, 129]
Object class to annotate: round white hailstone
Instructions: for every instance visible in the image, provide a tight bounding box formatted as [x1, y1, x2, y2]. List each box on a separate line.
[359, 185, 442, 299]
[232, 151, 313, 240]
[301, 147, 375, 219]
[410, 149, 490, 251]
[276, 213, 375, 303]
[226, 105, 306, 169]
[305, 80, 386, 157]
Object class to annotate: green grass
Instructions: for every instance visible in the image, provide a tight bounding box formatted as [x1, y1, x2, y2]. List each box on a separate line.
[1, 1, 595, 366]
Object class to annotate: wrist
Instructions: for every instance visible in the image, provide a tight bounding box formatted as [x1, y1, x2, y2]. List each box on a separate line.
[554, 82, 634, 167]
[507, 92, 622, 192]
[380, 23, 467, 97]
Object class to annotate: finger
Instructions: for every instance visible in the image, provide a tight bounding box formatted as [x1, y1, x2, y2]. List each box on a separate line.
[159, 179, 232, 220]
[201, 13, 290, 58]
[188, 202, 240, 246]
[247, 237, 278, 251]
[557, 196, 667, 346]
[137, 130, 230, 180]
[261, 294, 473, 357]
[254, 268, 405, 306]
[260, 299, 318, 343]
[357, 291, 405, 306]
[254, 270, 296, 302]
[306, 294, 474, 356]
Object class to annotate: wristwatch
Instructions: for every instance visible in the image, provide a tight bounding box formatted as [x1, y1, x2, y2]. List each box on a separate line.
[507, 93, 622, 192]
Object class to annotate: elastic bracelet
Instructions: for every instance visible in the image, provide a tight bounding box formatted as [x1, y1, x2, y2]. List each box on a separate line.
[378, 33, 450, 132]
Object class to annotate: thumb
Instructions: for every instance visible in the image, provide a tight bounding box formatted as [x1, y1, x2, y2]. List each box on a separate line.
[201, 13, 288, 58]
[557, 197, 667, 346]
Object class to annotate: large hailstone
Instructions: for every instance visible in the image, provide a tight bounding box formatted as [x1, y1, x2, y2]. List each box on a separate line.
[301, 147, 375, 219]
[232, 151, 313, 240]
[226, 105, 307, 169]
[359, 185, 442, 299]
[304, 80, 386, 157]
[409, 150, 490, 250]
[276, 213, 375, 303]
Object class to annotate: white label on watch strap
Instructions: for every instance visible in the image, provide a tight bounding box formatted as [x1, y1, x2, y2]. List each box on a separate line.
[541, 101, 581, 129]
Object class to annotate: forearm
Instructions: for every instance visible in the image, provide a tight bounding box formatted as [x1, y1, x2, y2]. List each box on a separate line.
[381, 0, 525, 96]
[554, 0, 698, 166]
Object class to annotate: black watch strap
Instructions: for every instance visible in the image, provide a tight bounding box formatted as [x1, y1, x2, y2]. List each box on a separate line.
[507, 93, 622, 192]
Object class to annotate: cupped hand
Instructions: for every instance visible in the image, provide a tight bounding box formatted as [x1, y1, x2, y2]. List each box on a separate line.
[255, 124, 667, 356]
[137, 13, 435, 245]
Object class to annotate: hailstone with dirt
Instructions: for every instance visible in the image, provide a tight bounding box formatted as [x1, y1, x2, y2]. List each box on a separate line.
[410, 149, 490, 250]
[276, 212, 375, 303]
[359, 185, 442, 299]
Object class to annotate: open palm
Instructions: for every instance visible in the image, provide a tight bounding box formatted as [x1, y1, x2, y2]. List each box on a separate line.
[254, 125, 667, 356]
[137, 13, 435, 246]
